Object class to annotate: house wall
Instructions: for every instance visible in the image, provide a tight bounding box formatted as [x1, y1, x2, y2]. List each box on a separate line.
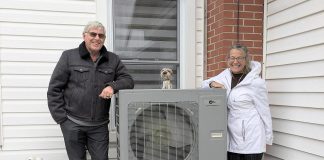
[264, 0, 324, 159]
[206, 0, 264, 78]
[0, 0, 96, 159]
[206, 0, 324, 159]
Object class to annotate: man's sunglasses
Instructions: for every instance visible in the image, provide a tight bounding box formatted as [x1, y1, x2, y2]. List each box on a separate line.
[87, 32, 106, 39]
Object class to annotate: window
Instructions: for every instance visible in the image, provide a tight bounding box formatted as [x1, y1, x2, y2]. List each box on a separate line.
[113, 0, 179, 89]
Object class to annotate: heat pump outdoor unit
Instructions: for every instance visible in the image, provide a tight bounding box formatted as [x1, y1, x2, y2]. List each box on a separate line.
[116, 89, 227, 160]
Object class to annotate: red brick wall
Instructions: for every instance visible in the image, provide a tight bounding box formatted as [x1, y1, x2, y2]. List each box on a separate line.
[206, 0, 264, 78]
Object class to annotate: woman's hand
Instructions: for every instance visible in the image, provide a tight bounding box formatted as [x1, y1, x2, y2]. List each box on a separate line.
[209, 81, 225, 89]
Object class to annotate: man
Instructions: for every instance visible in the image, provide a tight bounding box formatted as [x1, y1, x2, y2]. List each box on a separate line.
[47, 21, 134, 160]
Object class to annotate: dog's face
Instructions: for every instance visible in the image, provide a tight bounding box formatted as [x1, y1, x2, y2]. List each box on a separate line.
[160, 68, 173, 81]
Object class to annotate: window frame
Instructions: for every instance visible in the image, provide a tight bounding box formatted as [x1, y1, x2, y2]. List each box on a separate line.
[101, 0, 196, 89]
[112, 0, 180, 89]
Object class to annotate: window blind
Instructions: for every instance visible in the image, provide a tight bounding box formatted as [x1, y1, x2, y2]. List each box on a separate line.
[113, 0, 178, 89]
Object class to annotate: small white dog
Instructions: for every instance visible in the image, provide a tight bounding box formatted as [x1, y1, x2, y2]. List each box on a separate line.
[160, 68, 173, 89]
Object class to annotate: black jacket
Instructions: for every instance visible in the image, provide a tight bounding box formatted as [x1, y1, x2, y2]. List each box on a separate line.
[47, 42, 134, 124]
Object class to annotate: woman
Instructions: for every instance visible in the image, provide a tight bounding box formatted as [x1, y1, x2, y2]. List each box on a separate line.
[202, 44, 273, 160]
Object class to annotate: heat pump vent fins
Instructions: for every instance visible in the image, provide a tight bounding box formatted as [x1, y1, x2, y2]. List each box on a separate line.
[128, 102, 199, 160]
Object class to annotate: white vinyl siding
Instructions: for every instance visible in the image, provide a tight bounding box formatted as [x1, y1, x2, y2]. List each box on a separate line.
[264, 0, 324, 159]
[0, 0, 95, 159]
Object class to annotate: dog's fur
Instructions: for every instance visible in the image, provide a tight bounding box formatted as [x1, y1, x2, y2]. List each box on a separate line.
[160, 68, 173, 89]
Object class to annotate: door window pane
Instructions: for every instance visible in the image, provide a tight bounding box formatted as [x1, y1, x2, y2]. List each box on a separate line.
[113, 0, 178, 89]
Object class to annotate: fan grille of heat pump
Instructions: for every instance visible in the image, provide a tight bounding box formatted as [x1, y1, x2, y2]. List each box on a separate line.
[128, 102, 199, 160]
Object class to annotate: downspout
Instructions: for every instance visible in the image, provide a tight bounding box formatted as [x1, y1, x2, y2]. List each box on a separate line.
[236, 0, 240, 44]
[204, 0, 207, 80]
[262, 0, 267, 78]
[0, 48, 2, 149]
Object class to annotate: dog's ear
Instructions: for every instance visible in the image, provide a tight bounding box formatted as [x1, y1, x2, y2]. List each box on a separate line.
[168, 68, 173, 74]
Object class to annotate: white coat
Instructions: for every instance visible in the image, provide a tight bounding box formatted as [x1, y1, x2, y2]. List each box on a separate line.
[202, 61, 273, 153]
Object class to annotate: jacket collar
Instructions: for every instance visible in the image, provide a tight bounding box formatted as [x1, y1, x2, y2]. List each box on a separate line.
[78, 41, 109, 60]
[228, 61, 262, 87]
